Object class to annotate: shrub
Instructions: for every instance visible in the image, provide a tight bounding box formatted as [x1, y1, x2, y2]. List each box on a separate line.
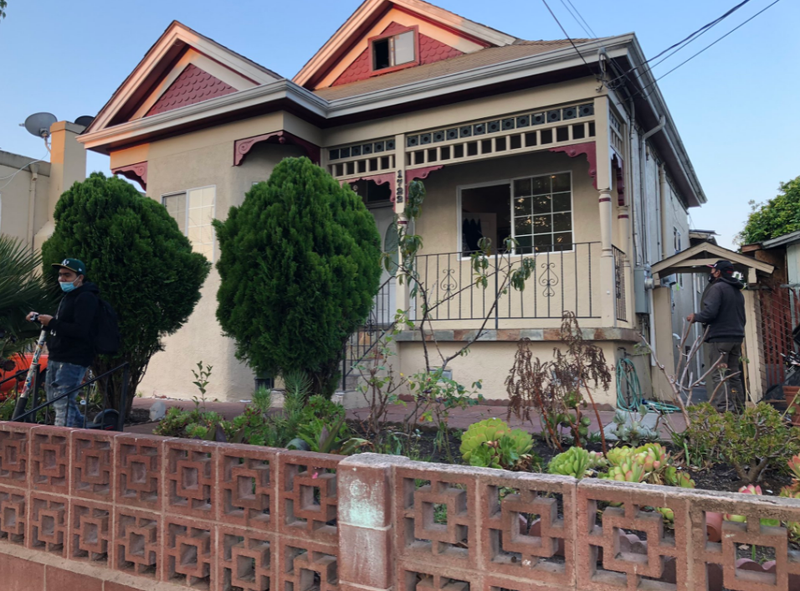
[41, 173, 210, 418]
[679, 402, 800, 484]
[214, 157, 382, 397]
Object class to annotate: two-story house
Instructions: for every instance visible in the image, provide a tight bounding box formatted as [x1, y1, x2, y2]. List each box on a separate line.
[78, 0, 707, 405]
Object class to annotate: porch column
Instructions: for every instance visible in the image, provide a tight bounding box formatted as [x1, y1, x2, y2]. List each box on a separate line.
[594, 96, 616, 326]
[743, 289, 764, 403]
[393, 133, 411, 322]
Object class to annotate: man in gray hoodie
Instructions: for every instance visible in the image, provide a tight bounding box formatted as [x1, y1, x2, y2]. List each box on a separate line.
[687, 260, 746, 412]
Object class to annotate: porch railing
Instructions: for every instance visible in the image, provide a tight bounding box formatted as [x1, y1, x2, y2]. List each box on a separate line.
[409, 242, 603, 324]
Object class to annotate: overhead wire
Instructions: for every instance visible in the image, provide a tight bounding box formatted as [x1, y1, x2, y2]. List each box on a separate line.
[603, 0, 753, 89]
[0, 154, 48, 192]
[559, 0, 593, 39]
[635, 0, 782, 101]
[564, 0, 597, 38]
[540, 0, 597, 79]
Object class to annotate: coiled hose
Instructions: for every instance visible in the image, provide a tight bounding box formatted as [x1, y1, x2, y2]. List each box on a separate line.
[616, 357, 680, 414]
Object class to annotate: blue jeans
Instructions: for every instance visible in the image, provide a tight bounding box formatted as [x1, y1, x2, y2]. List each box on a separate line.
[45, 361, 88, 427]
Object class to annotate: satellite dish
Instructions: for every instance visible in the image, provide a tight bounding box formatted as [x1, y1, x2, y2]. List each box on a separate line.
[74, 115, 95, 128]
[23, 112, 57, 138]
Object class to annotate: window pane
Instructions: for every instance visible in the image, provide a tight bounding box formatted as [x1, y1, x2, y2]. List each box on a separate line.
[513, 197, 531, 216]
[187, 187, 216, 260]
[553, 212, 571, 232]
[394, 31, 415, 65]
[514, 216, 532, 236]
[516, 235, 532, 253]
[373, 38, 390, 70]
[531, 176, 550, 195]
[162, 194, 186, 234]
[552, 173, 571, 192]
[533, 195, 551, 214]
[534, 234, 552, 251]
[552, 192, 571, 212]
[513, 178, 531, 196]
[533, 215, 551, 234]
[553, 232, 573, 248]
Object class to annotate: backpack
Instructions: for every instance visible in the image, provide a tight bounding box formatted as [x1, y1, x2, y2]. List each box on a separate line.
[93, 298, 121, 356]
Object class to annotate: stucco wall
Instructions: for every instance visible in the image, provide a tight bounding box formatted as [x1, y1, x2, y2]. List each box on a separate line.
[397, 339, 620, 405]
[138, 135, 306, 401]
[0, 156, 51, 244]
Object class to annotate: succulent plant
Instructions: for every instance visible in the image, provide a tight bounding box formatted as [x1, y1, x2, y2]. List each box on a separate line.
[548, 447, 592, 478]
[636, 443, 668, 473]
[663, 466, 696, 489]
[725, 485, 779, 526]
[460, 418, 535, 470]
[603, 456, 647, 483]
[788, 455, 800, 482]
[606, 446, 634, 467]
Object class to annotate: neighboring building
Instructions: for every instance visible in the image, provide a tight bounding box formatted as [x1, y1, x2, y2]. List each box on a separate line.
[78, 0, 709, 404]
[0, 122, 86, 250]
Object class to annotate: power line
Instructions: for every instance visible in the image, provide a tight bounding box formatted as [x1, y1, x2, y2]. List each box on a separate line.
[564, 0, 597, 38]
[637, 0, 782, 100]
[605, 0, 753, 88]
[541, 0, 596, 78]
[559, 0, 593, 39]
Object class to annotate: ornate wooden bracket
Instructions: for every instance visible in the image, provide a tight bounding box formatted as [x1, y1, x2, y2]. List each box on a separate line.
[549, 142, 597, 189]
[343, 166, 444, 204]
[111, 161, 147, 190]
[234, 131, 321, 166]
[344, 172, 396, 198]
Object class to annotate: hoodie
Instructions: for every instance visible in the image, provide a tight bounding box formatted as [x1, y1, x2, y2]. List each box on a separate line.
[47, 282, 100, 367]
[694, 274, 746, 342]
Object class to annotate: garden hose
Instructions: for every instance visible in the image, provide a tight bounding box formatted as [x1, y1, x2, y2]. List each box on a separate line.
[616, 357, 680, 414]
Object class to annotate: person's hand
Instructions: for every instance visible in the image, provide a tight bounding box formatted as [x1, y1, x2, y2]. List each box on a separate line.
[37, 315, 53, 327]
[26, 311, 38, 322]
[686, 313, 695, 323]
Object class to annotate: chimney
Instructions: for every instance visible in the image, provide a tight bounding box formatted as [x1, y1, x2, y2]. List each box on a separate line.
[34, 121, 87, 251]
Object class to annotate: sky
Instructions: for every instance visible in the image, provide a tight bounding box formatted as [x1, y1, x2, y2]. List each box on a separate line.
[0, 0, 797, 250]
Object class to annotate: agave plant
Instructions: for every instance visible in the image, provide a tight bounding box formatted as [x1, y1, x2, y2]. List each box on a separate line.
[0, 235, 55, 360]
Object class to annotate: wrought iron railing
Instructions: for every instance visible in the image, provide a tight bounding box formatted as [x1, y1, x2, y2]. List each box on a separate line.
[11, 362, 130, 431]
[409, 242, 603, 323]
[613, 245, 627, 322]
[340, 276, 397, 390]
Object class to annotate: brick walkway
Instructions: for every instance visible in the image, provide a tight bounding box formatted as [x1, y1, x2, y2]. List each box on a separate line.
[129, 397, 685, 438]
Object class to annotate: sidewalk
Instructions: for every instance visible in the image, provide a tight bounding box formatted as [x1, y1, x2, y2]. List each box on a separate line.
[129, 397, 685, 438]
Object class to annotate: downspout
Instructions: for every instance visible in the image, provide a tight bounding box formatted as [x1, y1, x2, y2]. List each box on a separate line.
[659, 163, 670, 259]
[27, 163, 38, 251]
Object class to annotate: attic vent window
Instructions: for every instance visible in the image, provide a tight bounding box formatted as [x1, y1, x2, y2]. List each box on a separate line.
[372, 29, 417, 72]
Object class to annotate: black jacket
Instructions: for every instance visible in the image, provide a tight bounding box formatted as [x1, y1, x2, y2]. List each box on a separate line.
[695, 275, 746, 343]
[47, 282, 99, 367]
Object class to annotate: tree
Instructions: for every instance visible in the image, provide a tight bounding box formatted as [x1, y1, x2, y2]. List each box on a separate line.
[0, 1, 7, 21]
[0, 235, 54, 362]
[214, 157, 381, 397]
[739, 176, 800, 245]
[41, 173, 211, 417]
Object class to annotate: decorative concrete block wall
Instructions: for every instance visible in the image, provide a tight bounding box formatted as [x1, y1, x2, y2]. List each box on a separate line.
[1, 421, 800, 590]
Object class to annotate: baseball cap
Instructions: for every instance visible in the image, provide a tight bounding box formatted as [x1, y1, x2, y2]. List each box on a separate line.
[707, 260, 735, 274]
[52, 258, 87, 276]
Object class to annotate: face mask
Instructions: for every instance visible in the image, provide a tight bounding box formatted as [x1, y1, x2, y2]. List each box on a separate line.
[60, 281, 77, 293]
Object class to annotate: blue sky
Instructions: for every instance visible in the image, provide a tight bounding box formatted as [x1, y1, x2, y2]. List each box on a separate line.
[1, 0, 797, 249]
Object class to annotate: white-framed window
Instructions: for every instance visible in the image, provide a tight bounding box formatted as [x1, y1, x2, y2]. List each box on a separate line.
[459, 172, 573, 256]
[371, 28, 417, 71]
[162, 186, 216, 260]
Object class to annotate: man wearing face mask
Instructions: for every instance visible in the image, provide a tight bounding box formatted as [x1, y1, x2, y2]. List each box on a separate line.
[26, 258, 99, 427]
[686, 260, 746, 412]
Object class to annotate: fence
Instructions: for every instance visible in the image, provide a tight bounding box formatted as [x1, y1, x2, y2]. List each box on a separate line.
[410, 243, 603, 324]
[759, 285, 800, 389]
[1, 421, 799, 590]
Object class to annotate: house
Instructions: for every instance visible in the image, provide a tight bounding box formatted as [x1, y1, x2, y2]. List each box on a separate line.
[78, 0, 710, 405]
[0, 121, 86, 251]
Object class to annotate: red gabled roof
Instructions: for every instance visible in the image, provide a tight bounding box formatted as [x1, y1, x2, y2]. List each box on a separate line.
[146, 64, 236, 117]
[332, 21, 464, 87]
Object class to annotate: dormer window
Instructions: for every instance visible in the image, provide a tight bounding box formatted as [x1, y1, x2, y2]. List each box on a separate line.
[371, 27, 418, 73]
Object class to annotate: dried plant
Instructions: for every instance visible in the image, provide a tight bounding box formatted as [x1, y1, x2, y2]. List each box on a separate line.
[506, 312, 612, 453]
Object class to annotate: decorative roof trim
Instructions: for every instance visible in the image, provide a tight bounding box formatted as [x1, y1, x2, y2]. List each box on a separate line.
[86, 21, 280, 135]
[293, 0, 516, 87]
[234, 131, 320, 165]
[112, 161, 147, 190]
